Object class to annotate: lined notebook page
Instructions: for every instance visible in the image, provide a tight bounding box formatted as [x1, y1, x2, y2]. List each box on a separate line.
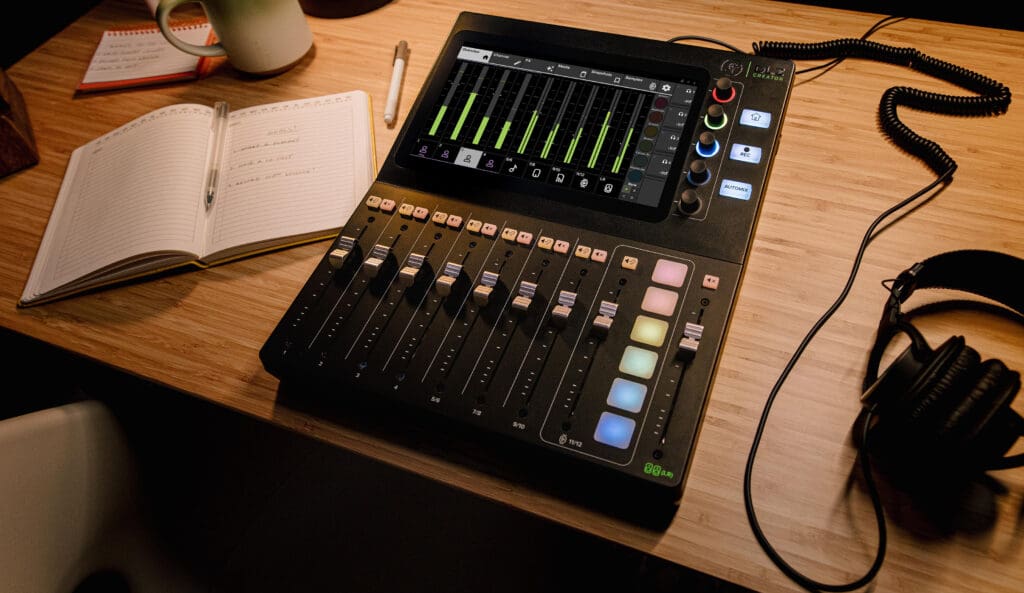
[79, 19, 212, 89]
[30, 105, 212, 294]
[205, 92, 372, 257]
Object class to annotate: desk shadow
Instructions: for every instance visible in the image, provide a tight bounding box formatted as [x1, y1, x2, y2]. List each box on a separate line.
[841, 298, 1024, 542]
[843, 428, 1022, 545]
[272, 379, 681, 532]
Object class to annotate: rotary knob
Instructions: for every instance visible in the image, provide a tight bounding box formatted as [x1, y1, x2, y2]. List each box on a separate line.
[695, 131, 719, 158]
[687, 160, 711, 186]
[704, 104, 727, 130]
[712, 77, 736, 103]
[677, 188, 701, 215]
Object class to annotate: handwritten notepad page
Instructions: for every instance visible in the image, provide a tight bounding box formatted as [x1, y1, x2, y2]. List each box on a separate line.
[79, 19, 213, 91]
[206, 93, 374, 257]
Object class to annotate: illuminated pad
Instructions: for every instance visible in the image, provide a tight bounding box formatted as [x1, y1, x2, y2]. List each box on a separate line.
[630, 315, 669, 347]
[607, 378, 647, 413]
[651, 259, 688, 287]
[619, 345, 658, 379]
[594, 412, 636, 449]
[641, 286, 678, 317]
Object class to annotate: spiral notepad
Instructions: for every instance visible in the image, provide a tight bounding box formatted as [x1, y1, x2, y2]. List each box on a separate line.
[78, 18, 216, 92]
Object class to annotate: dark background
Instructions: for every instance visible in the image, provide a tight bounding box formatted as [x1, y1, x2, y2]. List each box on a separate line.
[3, 1, 1023, 69]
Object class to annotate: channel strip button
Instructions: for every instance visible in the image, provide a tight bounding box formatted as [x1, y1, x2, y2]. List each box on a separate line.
[594, 412, 636, 449]
[651, 259, 688, 287]
[607, 378, 647, 413]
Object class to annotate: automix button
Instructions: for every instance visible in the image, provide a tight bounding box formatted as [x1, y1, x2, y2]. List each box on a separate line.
[719, 179, 753, 201]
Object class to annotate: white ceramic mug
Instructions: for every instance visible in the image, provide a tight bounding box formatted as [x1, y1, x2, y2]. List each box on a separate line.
[155, 0, 314, 76]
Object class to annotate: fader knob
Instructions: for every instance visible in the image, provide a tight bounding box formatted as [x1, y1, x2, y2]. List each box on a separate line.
[472, 285, 493, 306]
[704, 104, 727, 129]
[712, 77, 736, 103]
[686, 160, 711, 186]
[677, 189, 701, 215]
[328, 248, 350, 270]
[435, 275, 456, 296]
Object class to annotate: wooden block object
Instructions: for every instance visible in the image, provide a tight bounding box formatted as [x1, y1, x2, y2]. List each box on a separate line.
[0, 69, 39, 178]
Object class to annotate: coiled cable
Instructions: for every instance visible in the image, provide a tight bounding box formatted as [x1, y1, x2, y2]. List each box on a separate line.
[742, 19, 1012, 593]
[753, 37, 1011, 176]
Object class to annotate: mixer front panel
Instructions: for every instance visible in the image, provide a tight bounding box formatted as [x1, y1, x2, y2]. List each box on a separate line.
[260, 12, 793, 497]
[262, 184, 739, 489]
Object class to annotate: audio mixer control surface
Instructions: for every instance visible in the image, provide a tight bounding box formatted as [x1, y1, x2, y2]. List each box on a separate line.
[260, 12, 793, 502]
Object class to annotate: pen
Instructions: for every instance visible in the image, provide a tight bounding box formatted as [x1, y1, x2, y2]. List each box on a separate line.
[384, 40, 409, 126]
[205, 100, 229, 210]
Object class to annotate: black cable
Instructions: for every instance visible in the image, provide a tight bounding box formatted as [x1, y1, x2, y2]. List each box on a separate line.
[753, 32, 1011, 176]
[792, 16, 906, 76]
[741, 16, 1012, 593]
[666, 35, 745, 54]
[665, 16, 901, 65]
[743, 169, 950, 593]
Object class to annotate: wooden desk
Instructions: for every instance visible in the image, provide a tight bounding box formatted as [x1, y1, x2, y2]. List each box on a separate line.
[2, 1, 1022, 591]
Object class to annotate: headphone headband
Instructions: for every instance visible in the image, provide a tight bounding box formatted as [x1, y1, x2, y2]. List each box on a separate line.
[884, 249, 1024, 324]
[867, 250, 1024, 389]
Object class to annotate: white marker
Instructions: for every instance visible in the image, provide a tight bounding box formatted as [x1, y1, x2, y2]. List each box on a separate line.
[384, 40, 409, 126]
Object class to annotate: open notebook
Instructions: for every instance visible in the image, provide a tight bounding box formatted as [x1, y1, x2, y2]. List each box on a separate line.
[20, 91, 375, 306]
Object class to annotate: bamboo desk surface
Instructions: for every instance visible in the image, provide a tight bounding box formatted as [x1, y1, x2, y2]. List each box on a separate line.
[2, 1, 1023, 591]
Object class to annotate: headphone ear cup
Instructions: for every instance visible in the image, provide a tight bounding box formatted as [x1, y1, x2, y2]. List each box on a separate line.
[862, 336, 979, 471]
[939, 359, 1019, 448]
[900, 339, 981, 433]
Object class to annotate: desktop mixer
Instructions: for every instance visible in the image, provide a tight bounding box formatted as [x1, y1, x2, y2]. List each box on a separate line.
[260, 12, 794, 502]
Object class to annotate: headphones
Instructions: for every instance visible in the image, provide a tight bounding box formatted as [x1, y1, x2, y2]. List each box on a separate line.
[858, 250, 1024, 479]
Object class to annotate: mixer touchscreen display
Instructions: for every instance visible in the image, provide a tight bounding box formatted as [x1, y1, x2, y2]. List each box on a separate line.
[405, 44, 701, 211]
